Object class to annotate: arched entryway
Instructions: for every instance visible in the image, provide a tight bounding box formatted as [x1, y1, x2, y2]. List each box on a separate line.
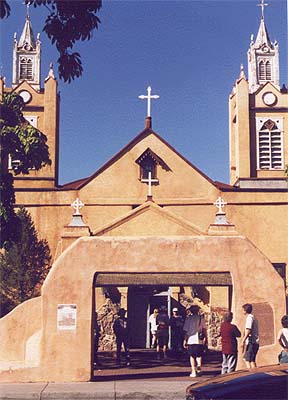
[1, 235, 285, 382]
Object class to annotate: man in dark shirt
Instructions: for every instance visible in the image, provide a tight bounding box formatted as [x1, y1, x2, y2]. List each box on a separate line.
[156, 306, 170, 360]
[113, 308, 130, 366]
[220, 311, 241, 373]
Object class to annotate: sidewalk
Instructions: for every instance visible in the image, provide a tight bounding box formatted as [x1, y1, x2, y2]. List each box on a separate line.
[0, 375, 214, 400]
[0, 351, 222, 399]
[0, 368, 221, 400]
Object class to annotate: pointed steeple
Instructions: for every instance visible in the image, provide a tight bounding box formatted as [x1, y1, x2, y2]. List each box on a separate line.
[247, 1, 279, 93]
[12, 8, 41, 90]
[254, 17, 272, 49]
[18, 13, 36, 50]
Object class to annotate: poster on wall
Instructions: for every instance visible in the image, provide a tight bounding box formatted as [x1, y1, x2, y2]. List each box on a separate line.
[57, 304, 77, 330]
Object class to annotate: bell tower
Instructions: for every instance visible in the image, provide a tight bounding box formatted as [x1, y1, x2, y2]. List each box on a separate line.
[6, 8, 60, 189]
[247, 1, 279, 94]
[12, 7, 41, 91]
[229, 1, 288, 188]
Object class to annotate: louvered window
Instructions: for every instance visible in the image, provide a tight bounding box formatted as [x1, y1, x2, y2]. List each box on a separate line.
[258, 60, 272, 82]
[20, 57, 33, 80]
[257, 119, 283, 170]
[266, 61, 272, 80]
[259, 61, 265, 80]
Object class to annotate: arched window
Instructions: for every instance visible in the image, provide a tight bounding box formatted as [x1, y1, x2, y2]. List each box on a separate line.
[20, 57, 33, 80]
[259, 61, 265, 80]
[258, 60, 273, 82]
[265, 61, 272, 80]
[257, 119, 283, 170]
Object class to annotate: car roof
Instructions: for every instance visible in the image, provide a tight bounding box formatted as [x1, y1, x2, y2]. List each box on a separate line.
[186, 364, 288, 394]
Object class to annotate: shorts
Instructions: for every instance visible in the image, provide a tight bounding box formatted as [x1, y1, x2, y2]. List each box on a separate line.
[244, 342, 259, 362]
[187, 344, 204, 358]
[157, 329, 169, 347]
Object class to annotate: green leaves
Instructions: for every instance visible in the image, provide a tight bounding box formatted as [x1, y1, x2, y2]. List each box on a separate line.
[0, 0, 10, 19]
[0, 92, 51, 247]
[58, 51, 83, 83]
[27, 0, 102, 82]
[1, 0, 102, 82]
[0, 208, 52, 316]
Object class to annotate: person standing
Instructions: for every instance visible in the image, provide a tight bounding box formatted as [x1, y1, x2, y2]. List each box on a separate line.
[277, 314, 288, 364]
[241, 303, 259, 368]
[170, 307, 184, 354]
[220, 311, 241, 373]
[156, 306, 170, 360]
[113, 308, 131, 366]
[148, 308, 159, 349]
[183, 305, 207, 378]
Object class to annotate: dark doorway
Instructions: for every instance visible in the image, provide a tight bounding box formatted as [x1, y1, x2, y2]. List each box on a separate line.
[128, 286, 169, 348]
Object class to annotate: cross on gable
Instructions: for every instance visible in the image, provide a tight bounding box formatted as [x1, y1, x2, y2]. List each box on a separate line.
[214, 197, 227, 214]
[71, 198, 84, 215]
[138, 86, 159, 118]
[141, 171, 158, 197]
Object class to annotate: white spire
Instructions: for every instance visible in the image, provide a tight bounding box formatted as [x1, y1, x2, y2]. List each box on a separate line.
[45, 62, 55, 81]
[239, 64, 246, 80]
[247, 1, 279, 93]
[18, 13, 36, 50]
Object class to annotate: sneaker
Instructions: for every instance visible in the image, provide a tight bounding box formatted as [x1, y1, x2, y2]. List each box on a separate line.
[189, 371, 197, 378]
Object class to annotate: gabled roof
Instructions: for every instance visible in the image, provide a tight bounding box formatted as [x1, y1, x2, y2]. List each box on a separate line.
[93, 200, 206, 236]
[11, 80, 40, 95]
[60, 126, 221, 190]
[253, 81, 281, 96]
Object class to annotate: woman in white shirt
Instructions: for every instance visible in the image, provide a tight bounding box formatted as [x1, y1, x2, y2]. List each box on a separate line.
[148, 308, 159, 348]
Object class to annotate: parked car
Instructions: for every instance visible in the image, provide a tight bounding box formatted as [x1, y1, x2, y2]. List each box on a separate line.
[186, 364, 288, 400]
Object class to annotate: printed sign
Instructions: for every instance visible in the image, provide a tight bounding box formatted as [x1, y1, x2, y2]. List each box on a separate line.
[57, 304, 77, 330]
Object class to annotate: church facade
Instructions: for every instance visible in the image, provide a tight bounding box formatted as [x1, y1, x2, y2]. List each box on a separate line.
[0, 7, 287, 382]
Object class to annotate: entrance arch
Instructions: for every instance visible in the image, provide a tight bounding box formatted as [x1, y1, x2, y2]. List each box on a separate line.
[1, 235, 285, 382]
[94, 271, 233, 349]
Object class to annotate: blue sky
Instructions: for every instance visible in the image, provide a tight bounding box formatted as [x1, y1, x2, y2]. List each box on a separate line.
[1, 0, 287, 185]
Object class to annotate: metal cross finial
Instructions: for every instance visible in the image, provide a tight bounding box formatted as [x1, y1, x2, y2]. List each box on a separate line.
[214, 197, 227, 214]
[257, 0, 269, 20]
[141, 171, 158, 198]
[71, 198, 84, 215]
[23, 1, 31, 18]
[138, 86, 159, 117]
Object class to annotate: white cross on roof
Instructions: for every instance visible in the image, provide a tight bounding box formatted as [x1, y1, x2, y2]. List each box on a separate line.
[138, 86, 159, 118]
[141, 171, 158, 197]
[214, 197, 227, 214]
[71, 198, 84, 215]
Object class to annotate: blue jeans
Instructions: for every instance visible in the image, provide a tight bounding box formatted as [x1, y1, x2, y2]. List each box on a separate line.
[221, 353, 237, 374]
[279, 350, 288, 364]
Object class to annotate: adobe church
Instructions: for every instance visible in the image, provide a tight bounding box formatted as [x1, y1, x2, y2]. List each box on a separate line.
[0, 5, 287, 382]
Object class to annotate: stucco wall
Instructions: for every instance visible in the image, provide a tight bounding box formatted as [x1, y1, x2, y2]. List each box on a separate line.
[0, 235, 285, 382]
